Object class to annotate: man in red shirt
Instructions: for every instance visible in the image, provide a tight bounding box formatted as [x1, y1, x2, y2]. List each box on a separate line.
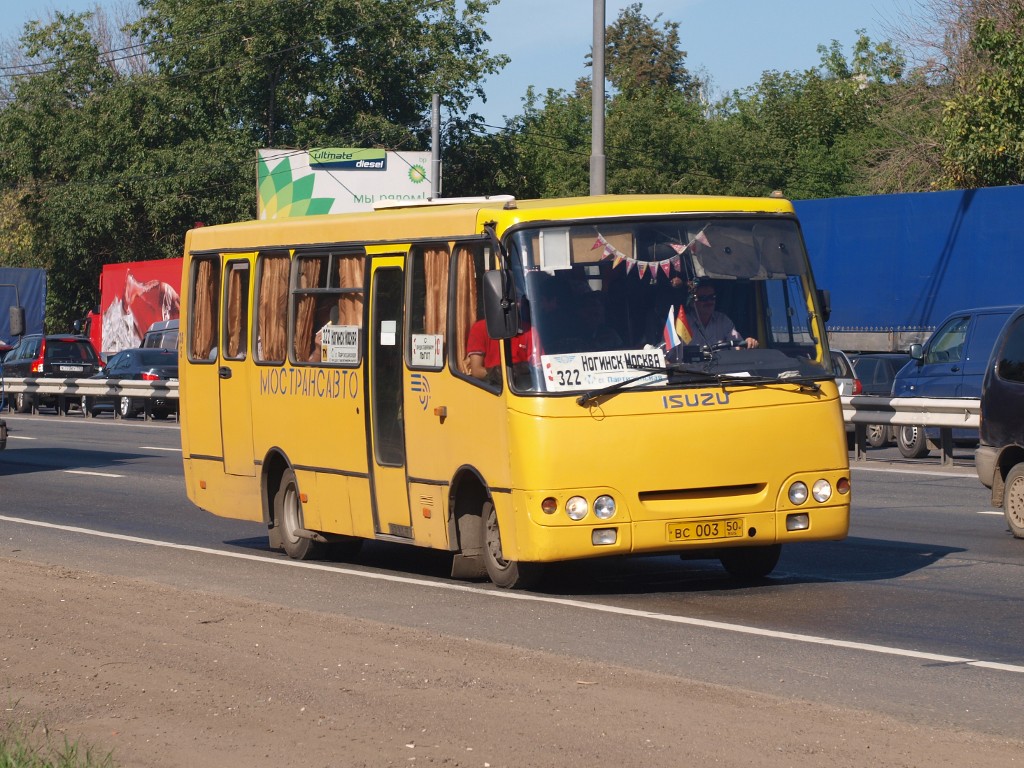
[466, 319, 535, 381]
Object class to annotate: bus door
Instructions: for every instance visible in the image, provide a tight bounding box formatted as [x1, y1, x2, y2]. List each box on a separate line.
[218, 259, 256, 476]
[368, 260, 413, 537]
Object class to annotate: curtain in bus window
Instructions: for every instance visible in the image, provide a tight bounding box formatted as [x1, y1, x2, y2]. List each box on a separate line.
[258, 255, 289, 362]
[191, 259, 217, 361]
[454, 247, 478, 375]
[225, 266, 246, 359]
[423, 248, 450, 336]
[294, 257, 322, 362]
[337, 257, 365, 326]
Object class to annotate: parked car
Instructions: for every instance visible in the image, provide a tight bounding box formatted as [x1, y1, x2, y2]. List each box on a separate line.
[849, 353, 907, 448]
[82, 347, 178, 419]
[1, 334, 103, 413]
[142, 319, 179, 351]
[975, 306, 1024, 538]
[831, 349, 861, 396]
[891, 305, 1020, 459]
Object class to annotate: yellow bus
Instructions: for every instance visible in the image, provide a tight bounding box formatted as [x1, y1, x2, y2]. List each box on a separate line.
[179, 194, 850, 588]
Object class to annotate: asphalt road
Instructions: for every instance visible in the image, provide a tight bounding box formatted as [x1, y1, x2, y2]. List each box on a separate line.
[1, 412, 1021, 740]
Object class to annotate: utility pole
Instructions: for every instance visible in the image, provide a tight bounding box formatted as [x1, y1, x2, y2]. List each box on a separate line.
[431, 94, 441, 199]
[590, 0, 606, 195]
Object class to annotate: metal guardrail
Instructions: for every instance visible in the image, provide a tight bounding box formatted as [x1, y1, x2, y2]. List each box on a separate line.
[842, 395, 980, 466]
[0, 377, 178, 420]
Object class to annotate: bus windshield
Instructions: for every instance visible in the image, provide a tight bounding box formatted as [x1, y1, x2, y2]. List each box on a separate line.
[503, 216, 829, 394]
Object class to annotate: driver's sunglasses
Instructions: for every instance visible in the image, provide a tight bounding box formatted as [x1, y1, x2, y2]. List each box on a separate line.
[696, 294, 716, 302]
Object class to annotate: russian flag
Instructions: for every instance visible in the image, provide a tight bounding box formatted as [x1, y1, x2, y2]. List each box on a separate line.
[663, 305, 682, 349]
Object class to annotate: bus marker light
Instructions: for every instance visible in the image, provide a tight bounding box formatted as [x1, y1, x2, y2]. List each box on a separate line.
[786, 513, 810, 531]
[199, 480, 207, 489]
[300, 492, 309, 503]
[592, 529, 617, 546]
[422, 507, 432, 519]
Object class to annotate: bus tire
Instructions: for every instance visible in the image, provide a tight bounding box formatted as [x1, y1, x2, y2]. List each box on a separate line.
[481, 500, 542, 590]
[718, 544, 781, 580]
[275, 468, 324, 560]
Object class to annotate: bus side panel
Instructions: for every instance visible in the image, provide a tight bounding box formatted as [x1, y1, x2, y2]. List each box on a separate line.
[184, 457, 263, 522]
[403, 371, 512, 540]
[249, 365, 369, 533]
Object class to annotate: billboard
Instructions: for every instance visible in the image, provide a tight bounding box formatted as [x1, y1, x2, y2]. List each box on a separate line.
[96, 259, 183, 356]
[257, 148, 434, 218]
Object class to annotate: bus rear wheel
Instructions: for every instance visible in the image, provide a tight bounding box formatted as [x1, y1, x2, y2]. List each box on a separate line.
[481, 500, 542, 590]
[718, 544, 781, 580]
[275, 468, 325, 560]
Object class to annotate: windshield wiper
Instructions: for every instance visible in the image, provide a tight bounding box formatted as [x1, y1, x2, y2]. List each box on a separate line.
[575, 365, 821, 407]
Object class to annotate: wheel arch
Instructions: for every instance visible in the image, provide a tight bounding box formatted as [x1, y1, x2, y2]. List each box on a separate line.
[261, 447, 292, 548]
[448, 464, 492, 557]
[992, 445, 1024, 507]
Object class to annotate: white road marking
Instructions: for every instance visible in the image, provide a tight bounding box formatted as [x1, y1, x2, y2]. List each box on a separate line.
[140, 446, 182, 452]
[977, 510, 1003, 516]
[63, 470, 124, 478]
[7, 435, 36, 440]
[2, 514, 1022, 676]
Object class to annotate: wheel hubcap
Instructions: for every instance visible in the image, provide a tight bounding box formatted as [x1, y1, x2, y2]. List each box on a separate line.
[1007, 476, 1024, 528]
[485, 508, 509, 569]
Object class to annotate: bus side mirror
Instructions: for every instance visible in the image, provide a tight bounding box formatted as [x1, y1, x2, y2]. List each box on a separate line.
[9, 306, 25, 337]
[816, 289, 831, 324]
[482, 271, 520, 340]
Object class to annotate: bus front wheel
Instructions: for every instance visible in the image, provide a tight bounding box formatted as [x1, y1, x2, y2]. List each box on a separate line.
[275, 468, 325, 560]
[481, 500, 542, 590]
[718, 544, 781, 580]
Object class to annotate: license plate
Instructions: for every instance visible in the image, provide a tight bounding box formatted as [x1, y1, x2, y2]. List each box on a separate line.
[667, 518, 744, 543]
[59, 365, 84, 373]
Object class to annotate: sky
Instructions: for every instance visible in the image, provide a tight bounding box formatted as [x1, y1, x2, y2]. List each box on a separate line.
[2, 0, 925, 126]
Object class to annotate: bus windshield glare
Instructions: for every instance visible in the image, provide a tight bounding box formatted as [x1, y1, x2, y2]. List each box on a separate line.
[502, 216, 829, 394]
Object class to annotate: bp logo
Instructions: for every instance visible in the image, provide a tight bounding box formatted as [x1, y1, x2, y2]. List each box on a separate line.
[409, 164, 427, 184]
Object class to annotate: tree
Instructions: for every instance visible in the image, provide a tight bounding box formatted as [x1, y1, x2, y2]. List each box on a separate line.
[941, 9, 1024, 186]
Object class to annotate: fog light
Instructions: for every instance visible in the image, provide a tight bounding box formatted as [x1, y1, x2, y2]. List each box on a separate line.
[592, 528, 617, 545]
[836, 477, 851, 494]
[788, 481, 808, 505]
[541, 497, 558, 515]
[593, 495, 616, 520]
[812, 479, 832, 503]
[566, 496, 588, 521]
[787, 512, 810, 531]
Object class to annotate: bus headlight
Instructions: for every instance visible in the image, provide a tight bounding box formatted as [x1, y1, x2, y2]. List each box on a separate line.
[566, 496, 589, 521]
[812, 479, 832, 503]
[593, 495, 616, 520]
[788, 481, 808, 505]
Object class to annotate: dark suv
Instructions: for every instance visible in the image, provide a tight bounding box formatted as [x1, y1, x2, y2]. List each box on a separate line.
[1, 334, 103, 413]
[976, 306, 1024, 539]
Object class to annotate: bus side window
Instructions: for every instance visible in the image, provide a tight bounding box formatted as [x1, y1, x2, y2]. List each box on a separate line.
[452, 244, 487, 378]
[255, 252, 289, 363]
[188, 256, 220, 363]
[408, 244, 450, 370]
[291, 251, 365, 366]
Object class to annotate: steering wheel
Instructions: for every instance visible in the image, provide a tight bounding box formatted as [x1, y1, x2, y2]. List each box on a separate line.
[710, 338, 749, 351]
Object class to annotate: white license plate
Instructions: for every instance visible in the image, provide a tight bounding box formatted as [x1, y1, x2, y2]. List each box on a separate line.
[59, 365, 84, 373]
[667, 518, 744, 543]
